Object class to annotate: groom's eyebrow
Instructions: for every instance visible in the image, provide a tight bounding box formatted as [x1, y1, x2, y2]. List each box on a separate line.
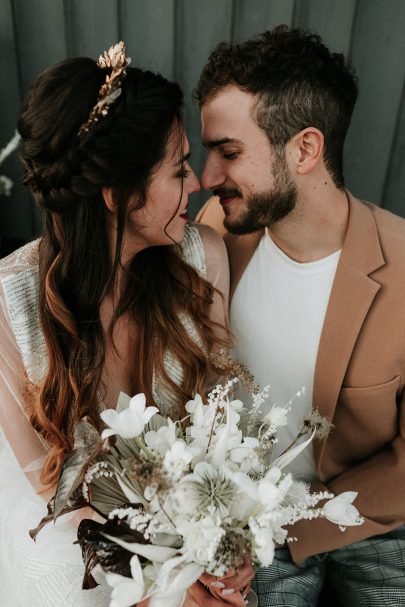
[203, 137, 243, 149]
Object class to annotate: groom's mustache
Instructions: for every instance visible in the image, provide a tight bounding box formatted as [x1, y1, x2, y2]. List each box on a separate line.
[213, 187, 243, 199]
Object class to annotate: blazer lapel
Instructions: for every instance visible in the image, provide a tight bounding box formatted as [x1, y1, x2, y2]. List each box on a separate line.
[313, 193, 385, 476]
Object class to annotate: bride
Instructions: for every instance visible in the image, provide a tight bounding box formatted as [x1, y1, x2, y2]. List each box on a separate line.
[0, 43, 246, 606]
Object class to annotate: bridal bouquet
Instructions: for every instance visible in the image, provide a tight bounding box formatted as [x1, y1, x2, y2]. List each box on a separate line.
[32, 363, 363, 607]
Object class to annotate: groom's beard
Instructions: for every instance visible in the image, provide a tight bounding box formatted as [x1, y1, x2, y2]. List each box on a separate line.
[215, 156, 297, 235]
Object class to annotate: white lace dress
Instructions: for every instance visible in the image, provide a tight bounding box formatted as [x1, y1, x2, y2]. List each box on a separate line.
[0, 223, 229, 607]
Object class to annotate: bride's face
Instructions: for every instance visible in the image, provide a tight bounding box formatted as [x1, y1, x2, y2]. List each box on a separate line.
[126, 125, 200, 248]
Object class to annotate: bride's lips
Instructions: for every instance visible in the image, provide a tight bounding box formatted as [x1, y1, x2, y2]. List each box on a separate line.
[179, 207, 189, 220]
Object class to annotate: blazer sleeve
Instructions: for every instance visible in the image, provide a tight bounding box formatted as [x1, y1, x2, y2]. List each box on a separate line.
[288, 387, 405, 563]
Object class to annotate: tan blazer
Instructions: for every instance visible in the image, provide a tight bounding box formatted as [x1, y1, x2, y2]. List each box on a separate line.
[197, 191, 405, 562]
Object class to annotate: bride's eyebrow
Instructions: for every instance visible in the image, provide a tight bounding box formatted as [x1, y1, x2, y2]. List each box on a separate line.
[175, 151, 191, 165]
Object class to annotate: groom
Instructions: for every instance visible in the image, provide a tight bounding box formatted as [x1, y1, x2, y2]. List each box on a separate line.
[195, 26, 405, 605]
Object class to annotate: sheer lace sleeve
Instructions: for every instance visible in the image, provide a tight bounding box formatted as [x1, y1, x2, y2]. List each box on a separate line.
[0, 248, 53, 498]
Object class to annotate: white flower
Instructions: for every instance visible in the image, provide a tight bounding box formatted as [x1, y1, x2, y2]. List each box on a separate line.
[229, 436, 262, 473]
[170, 478, 201, 516]
[228, 490, 257, 520]
[144, 418, 178, 455]
[150, 560, 203, 607]
[106, 555, 145, 607]
[209, 402, 243, 466]
[186, 395, 217, 451]
[263, 405, 288, 428]
[100, 393, 158, 439]
[183, 462, 235, 517]
[251, 527, 275, 567]
[163, 440, 194, 480]
[322, 491, 364, 526]
[283, 481, 310, 506]
[177, 516, 225, 565]
[185, 393, 204, 416]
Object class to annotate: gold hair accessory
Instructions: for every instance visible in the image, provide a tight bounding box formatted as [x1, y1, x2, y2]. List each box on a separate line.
[78, 41, 131, 137]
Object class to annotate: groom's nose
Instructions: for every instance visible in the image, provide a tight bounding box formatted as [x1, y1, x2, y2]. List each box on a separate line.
[201, 155, 225, 191]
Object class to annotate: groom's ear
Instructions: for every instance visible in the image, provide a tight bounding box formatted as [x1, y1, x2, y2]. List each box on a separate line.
[290, 128, 324, 176]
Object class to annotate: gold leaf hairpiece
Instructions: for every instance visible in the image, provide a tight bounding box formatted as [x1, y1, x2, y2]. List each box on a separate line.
[78, 41, 131, 137]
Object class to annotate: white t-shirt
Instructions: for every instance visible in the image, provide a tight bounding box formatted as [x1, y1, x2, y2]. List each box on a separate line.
[230, 229, 340, 480]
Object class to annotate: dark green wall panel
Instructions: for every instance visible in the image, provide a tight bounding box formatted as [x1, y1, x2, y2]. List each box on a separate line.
[121, 0, 175, 80]
[64, 0, 119, 58]
[344, 0, 405, 204]
[294, 0, 355, 53]
[233, 0, 295, 40]
[0, 0, 404, 242]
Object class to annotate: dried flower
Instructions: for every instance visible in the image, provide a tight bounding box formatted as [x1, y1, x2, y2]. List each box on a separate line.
[209, 350, 260, 394]
[303, 410, 333, 440]
[211, 529, 250, 576]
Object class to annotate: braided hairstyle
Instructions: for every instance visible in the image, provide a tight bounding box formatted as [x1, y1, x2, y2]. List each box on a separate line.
[18, 58, 225, 486]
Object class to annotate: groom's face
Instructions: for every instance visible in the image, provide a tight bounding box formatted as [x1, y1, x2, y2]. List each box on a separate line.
[200, 85, 297, 234]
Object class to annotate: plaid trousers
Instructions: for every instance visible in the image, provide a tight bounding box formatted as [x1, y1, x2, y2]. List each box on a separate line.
[252, 526, 405, 606]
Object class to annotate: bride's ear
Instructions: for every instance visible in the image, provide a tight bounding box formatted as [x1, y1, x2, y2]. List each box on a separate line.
[101, 187, 117, 213]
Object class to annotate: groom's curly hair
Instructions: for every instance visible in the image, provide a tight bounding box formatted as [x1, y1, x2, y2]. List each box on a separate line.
[194, 25, 358, 188]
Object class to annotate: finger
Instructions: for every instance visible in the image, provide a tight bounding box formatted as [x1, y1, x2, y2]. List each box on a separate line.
[219, 558, 255, 590]
[199, 571, 221, 587]
[242, 583, 252, 599]
[187, 581, 228, 607]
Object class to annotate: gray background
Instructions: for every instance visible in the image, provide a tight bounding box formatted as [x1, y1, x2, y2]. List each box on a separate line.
[1, 0, 405, 247]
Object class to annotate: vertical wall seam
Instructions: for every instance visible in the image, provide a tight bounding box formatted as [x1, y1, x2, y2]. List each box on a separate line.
[173, 0, 179, 82]
[9, 0, 38, 235]
[348, 0, 360, 60]
[62, 0, 72, 57]
[117, 0, 123, 42]
[380, 75, 405, 209]
[10, 0, 23, 100]
[292, 0, 301, 27]
[230, 0, 237, 42]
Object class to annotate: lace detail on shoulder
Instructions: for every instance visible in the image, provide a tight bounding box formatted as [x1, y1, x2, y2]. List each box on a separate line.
[1, 263, 48, 386]
[177, 223, 207, 278]
[153, 224, 207, 415]
[0, 239, 40, 275]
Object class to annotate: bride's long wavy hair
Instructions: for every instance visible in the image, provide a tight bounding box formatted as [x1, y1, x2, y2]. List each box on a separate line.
[18, 58, 227, 486]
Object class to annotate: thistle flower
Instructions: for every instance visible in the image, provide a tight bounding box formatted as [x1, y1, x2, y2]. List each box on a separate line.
[303, 410, 333, 440]
[188, 462, 235, 517]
